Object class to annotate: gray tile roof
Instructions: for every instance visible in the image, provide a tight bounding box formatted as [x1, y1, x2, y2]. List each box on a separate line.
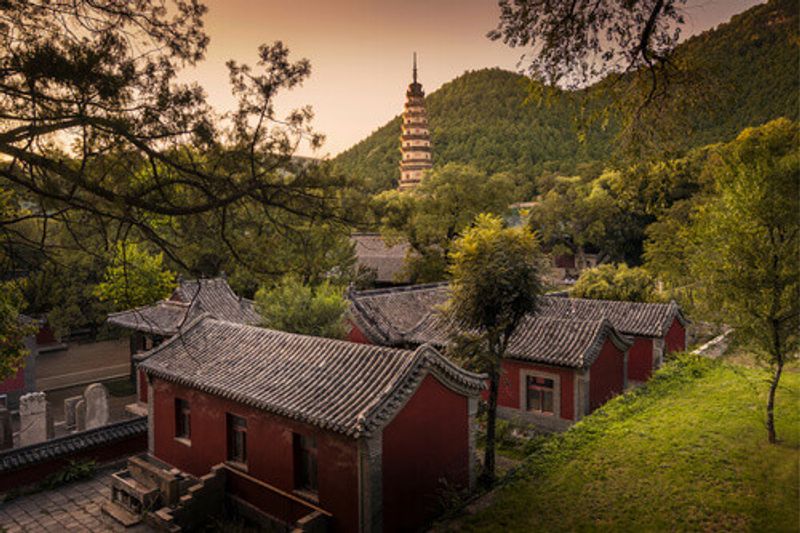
[0, 417, 146, 474]
[139, 316, 485, 438]
[350, 283, 686, 340]
[351, 233, 411, 284]
[537, 296, 687, 338]
[107, 277, 260, 336]
[391, 311, 629, 369]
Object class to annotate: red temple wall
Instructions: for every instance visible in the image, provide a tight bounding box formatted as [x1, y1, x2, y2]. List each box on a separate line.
[627, 337, 654, 382]
[0, 367, 25, 395]
[495, 360, 575, 421]
[665, 318, 687, 353]
[381, 375, 470, 533]
[588, 338, 626, 411]
[150, 378, 360, 533]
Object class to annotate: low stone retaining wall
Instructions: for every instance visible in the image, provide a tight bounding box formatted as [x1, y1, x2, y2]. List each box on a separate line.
[0, 416, 147, 493]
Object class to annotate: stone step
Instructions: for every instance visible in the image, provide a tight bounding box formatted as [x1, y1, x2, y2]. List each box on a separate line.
[101, 500, 142, 527]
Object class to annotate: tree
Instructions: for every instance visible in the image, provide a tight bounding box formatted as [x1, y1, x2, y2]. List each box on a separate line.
[95, 242, 176, 310]
[647, 118, 799, 443]
[488, 0, 713, 156]
[444, 214, 544, 485]
[570, 263, 660, 302]
[0, 283, 37, 381]
[254, 276, 348, 339]
[375, 163, 518, 282]
[0, 0, 353, 277]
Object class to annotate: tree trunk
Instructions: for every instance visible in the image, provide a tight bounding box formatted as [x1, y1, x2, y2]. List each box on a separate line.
[480, 366, 500, 487]
[766, 359, 783, 444]
[766, 343, 784, 444]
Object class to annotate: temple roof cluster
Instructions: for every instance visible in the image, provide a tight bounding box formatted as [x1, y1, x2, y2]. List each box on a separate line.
[347, 283, 687, 369]
[139, 315, 485, 437]
[107, 277, 260, 336]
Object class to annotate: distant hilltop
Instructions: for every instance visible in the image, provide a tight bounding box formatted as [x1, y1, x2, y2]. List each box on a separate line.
[334, 0, 799, 192]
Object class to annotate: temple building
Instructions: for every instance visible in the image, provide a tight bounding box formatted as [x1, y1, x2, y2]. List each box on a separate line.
[398, 53, 432, 191]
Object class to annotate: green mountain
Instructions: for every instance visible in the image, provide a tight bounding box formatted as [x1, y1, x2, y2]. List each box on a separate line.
[334, 0, 798, 192]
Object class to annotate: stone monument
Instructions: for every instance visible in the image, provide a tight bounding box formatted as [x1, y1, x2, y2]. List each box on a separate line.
[19, 392, 53, 446]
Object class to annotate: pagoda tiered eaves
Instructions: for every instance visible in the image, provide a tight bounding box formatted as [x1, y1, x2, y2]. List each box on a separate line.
[398, 53, 432, 191]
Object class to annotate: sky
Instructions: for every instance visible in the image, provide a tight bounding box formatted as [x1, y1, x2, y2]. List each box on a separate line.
[185, 0, 764, 157]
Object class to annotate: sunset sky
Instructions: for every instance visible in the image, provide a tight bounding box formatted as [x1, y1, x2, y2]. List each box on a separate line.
[186, 0, 763, 157]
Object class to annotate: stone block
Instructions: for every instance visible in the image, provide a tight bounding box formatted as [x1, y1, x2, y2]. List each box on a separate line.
[19, 392, 53, 446]
[76, 399, 86, 431]
[64, 395, 83, 430]
[84, 383, 109, 429]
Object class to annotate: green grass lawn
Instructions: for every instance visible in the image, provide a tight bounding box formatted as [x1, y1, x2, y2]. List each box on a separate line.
[443, 355, 800, 532]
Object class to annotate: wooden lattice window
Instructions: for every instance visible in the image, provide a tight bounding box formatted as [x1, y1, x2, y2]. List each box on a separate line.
[526, 376, 555, 415]
[175, 398, 190, 439]
[227, 414, 247, 465]
[294, 433, 318, 494]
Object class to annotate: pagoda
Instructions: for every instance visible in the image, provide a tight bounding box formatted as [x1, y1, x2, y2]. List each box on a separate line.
[398, 53, 432, 191]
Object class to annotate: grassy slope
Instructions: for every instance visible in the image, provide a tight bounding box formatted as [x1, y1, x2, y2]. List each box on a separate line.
[447, 355, 799, 532]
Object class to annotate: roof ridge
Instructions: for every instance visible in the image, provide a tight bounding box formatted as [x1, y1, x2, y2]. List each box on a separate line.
[207, 317, 411, 355]
[350, 281, 449, 298]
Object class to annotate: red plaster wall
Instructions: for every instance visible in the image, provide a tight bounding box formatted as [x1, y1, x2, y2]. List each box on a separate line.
[495, 360, 575, 421]
[137, 367, 147, 403]
[627, 337, 654, 382]
[150, 378, 360, 533]
[665, 318, 686, 354]
[346, 322, 371, 345]
[588, 338, 625, 412]
[0, 367, 24, 395]
[382, 375, 470, 533]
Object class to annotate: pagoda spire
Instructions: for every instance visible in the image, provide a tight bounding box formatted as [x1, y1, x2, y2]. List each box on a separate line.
[398, 53, 432, 191]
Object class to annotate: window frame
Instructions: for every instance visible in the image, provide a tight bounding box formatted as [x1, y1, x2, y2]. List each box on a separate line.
[226, 413, 248, 468]
[174, 397, 191, 442]
[519, 369, 561, 418]
[293, 432, 319, 496]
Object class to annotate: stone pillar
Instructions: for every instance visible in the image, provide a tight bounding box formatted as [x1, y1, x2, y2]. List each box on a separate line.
[147, 374, 155, 454]
[64, 395, 83, 430]
[0, 407, 12, 450]
[84, 383, 110, 429]
[622, 350, 629, 390]
[75, 399, 86, 431]
[467, 396, 479, 491]
[358, 433, 383, 533]
[653, 338, 665, 370]
[574, 369, 590, 420]
[19, 392, 53, 446]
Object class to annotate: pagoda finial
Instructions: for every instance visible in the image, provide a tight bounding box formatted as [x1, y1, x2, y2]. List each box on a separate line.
[413, 52, 417, 84]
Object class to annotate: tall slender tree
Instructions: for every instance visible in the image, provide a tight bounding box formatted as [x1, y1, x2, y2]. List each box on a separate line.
[445, 214, 543, 485]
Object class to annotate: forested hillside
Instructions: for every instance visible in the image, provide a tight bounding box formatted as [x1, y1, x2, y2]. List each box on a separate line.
[334, 0, 798, 193]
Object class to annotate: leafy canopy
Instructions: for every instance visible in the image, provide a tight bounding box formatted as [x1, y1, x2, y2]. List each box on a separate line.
[570, 263, 661, 303]
[94, 242, 176, 310]
[375, 163, 518, 283]
[0, 283, 37, 381]
[446, 213, 544, 359]
[254, 276, 348, 339]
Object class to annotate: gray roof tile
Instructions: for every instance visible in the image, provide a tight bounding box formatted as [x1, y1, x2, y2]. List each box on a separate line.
[139, 316, 485, 437]
[107, 278, 260, 335]
[0, 417, 146, 474]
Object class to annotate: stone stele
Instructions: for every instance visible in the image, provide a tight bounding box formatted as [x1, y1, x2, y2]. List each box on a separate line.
[84, 382, 110, 430]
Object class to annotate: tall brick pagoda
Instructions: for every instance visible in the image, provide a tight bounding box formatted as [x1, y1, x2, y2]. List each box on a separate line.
[398, 53, 432, 191]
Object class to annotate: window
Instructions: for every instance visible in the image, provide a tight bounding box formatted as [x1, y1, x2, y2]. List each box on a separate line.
[175, 398, 190, 439]
[227, 414, 247, 465]
[526, 376, 555, 414]
[294, 433, 318, 494]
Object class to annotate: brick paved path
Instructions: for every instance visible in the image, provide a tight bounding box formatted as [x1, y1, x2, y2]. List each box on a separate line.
[0, 467, 154, 532]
